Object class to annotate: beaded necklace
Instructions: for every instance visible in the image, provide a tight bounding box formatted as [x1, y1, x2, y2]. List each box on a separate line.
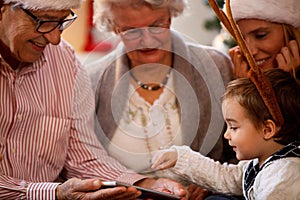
[130, 67, 172, 91]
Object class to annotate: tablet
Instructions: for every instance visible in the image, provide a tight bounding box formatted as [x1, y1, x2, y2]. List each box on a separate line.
[101, 181, 181, 200]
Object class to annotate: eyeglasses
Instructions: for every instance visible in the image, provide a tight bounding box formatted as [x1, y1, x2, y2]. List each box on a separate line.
[21, 8, 77, 34]
[116, 24, 170, 41]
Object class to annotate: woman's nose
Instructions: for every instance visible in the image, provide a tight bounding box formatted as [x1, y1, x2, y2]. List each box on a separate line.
[140, 28, 157, 46]
[245, 37, 259, 56]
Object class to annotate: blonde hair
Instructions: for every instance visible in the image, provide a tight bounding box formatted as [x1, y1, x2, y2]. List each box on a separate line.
[282, 24, 300, 78]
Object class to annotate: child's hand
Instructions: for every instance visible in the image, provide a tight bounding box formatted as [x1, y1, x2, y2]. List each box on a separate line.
[276, 40, 300, 72]
[151, 148, 178, 170]
[229, 46, 249, 78]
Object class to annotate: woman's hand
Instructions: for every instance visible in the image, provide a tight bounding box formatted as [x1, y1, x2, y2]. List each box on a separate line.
[276, 40, 300, 73]
[229, 46, 249, 78]
[151, 148, 178, 170]
[135, 177, 188, 200]
[56, 178, 141, 200]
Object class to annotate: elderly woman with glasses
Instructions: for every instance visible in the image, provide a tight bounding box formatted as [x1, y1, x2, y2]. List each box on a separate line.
[87, 0, 235, 199]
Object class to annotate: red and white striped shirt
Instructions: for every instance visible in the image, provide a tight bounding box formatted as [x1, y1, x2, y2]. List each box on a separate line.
[0, 40, 144, 199]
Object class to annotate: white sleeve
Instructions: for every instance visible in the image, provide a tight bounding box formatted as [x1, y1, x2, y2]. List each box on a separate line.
[172, 145, 246, 195]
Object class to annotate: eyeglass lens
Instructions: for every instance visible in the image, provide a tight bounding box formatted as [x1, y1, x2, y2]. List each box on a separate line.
[37, 19, 75, 33]
[120, 25, 169, 40]
[21, 8, 77, 33]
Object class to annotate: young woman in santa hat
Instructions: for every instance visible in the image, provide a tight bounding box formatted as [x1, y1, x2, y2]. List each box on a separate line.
[228, 0, 300, 79]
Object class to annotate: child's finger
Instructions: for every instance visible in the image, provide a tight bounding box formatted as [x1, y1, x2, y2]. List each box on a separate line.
[151, 150, 177, 170]
[151, 152, 168, 169]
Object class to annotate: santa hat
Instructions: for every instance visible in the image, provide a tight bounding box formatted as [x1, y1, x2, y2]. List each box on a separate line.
[226, 0, 300, 29]
[3, 0, 82, 10]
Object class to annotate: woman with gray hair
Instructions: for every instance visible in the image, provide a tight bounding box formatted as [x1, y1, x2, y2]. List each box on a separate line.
[94, 0, 187, 32]
[87, 0, 235, 199]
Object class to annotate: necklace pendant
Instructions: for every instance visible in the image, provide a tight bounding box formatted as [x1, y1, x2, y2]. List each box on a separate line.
[151, 85, 161, 91]
[130, 68, 172, 91]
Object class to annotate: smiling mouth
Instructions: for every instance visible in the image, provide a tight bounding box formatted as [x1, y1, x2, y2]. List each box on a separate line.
[255, 59, 268, 67]
[31, 41, 46, 49]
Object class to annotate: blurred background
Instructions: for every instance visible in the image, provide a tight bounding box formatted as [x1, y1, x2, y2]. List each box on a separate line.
[62, 0, 231, 63]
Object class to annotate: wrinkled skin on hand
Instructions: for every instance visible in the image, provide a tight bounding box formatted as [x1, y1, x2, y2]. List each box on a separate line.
[136, 177, 188, 200]
[56, 178, 141, 200]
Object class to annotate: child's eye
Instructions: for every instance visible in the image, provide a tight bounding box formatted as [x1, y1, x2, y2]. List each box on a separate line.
[229, 126, 238, 131]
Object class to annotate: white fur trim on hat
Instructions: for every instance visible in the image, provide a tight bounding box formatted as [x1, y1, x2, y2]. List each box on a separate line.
[224, 0, 300, 29]
[4, 0, 82, 10]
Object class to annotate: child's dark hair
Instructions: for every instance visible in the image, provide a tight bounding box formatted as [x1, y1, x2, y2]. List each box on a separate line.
[222, 69, 300, 145]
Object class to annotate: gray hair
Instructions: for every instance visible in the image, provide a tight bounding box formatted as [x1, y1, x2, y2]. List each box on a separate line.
[93, 0, 188, 32]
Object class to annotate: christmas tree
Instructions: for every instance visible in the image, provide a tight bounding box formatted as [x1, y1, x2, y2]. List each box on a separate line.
[203, 0, 236, 51]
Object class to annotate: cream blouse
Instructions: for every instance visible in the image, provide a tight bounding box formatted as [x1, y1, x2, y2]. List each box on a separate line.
[107, 74, 183, 172]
